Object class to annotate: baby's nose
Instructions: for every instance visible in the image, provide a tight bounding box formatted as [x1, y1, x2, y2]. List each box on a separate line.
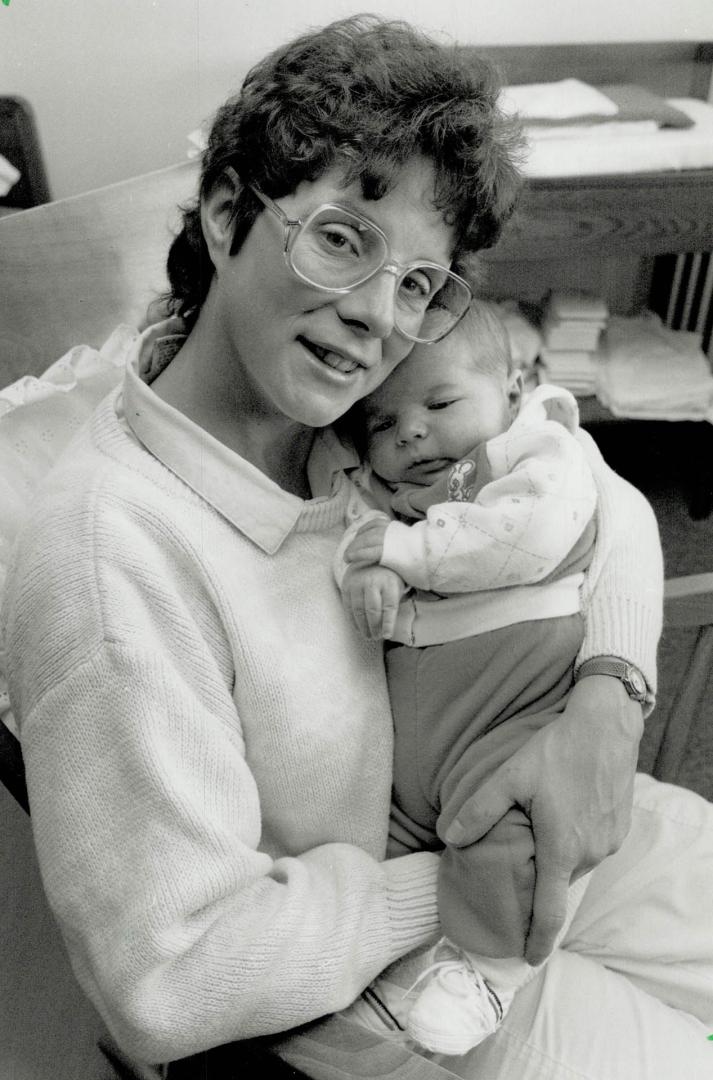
[396, 413, 428, 445]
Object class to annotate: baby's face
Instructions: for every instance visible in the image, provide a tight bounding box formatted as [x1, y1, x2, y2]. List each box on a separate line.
[363, 338, 520, 486]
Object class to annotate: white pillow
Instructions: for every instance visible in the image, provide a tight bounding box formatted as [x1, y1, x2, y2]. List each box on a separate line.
[0, 325, 136, 737]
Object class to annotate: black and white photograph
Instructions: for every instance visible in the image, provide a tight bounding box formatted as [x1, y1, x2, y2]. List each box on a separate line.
[1, 3, 713, 1077]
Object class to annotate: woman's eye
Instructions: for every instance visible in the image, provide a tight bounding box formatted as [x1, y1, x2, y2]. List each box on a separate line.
[315, 223, 363, 258]
[400, 270, 433, 300]
[428, 400, 455, 411]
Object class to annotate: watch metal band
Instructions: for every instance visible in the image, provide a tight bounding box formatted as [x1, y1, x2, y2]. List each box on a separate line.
[576, 657, 648, 703]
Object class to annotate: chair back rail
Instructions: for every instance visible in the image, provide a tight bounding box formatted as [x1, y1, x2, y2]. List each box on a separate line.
[0, 161, 197, 385]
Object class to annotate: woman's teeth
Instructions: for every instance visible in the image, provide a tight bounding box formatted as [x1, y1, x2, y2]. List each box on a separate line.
[304, 339, 358, 374]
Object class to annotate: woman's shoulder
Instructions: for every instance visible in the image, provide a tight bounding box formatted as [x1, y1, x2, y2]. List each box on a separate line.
[34, 392, 202, 537]
[2, 397, 228, 719]
[6, 394, 215, 629]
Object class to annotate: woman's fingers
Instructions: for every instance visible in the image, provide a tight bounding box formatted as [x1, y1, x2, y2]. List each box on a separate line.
[443, 766, 519, 846]
[523, 814, 572, 964]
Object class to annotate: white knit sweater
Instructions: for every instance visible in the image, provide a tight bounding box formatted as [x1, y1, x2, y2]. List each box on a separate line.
[2, 335, 663, 1064]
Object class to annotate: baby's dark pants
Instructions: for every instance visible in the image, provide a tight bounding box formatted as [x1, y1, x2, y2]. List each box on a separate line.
[386, 614, 584, 959]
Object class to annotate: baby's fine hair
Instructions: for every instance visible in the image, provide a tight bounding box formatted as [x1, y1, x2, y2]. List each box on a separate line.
[166, 15, 522, 325]
[453, 299, 514, 380]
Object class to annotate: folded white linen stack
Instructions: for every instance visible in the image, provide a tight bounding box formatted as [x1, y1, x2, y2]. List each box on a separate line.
[596, 313, 713, 421]
[497, 76, 713, 178]
[538, 291, 608, 396]
[498, 79, 619, 122]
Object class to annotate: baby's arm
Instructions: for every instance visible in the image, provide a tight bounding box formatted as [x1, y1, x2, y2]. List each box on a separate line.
[336, 513, 407, 640]
[382, 422, 597, 594]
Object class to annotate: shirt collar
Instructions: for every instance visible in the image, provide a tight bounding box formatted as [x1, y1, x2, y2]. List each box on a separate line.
[119, 320, 358, 554]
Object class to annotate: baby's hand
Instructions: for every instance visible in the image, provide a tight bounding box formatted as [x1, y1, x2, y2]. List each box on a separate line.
[342, 564, 404, 641]
[344, 516, 389, 567]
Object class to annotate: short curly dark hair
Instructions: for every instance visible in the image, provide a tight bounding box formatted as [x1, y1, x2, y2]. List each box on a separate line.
[166, 15, 522, 325]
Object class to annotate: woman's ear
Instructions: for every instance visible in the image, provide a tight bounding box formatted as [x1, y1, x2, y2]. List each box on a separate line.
[507, 368, 524, 418]
[200, 167, 242, 267]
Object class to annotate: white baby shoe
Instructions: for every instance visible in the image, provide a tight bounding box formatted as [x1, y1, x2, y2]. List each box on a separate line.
[405, 939, 513, 1055]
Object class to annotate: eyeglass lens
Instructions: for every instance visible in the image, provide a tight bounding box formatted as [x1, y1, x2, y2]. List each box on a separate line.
[290, 206, 470, 343]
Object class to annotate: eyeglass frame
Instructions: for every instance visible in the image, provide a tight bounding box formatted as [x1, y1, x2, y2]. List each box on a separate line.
[223, 168, 473, 344]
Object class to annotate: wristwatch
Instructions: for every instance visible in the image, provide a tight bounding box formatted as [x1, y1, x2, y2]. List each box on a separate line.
[575, 657, 648, 703]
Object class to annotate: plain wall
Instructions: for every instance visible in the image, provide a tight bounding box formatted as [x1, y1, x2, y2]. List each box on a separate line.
[1, 0, 713, 200]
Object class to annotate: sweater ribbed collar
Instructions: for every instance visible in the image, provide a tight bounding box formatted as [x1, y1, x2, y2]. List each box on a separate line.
[120, 320, 358, 555]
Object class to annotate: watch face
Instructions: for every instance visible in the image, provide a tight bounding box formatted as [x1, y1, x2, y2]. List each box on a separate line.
[627, 667, 646, 698]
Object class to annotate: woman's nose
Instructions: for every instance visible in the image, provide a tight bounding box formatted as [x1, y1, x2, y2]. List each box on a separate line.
[335, 270, 397, 341]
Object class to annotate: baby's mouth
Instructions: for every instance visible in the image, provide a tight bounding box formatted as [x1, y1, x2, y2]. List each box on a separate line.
[403, 458, 452, 481]
[298, 336, 360, 374]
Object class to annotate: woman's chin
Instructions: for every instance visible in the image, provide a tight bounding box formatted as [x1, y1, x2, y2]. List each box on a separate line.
[287, 390, 364, 430]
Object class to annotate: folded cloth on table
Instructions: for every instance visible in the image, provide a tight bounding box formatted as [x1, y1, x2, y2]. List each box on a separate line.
[546, 291, 609, 323]
[542, 322, 604, 352]
[498, 79, 619, 122]
[527, 120, 659, 142]
[539, 349, 599, 396]
[540, 348, 599, 373]
[500, 80, 693, 128]
[540, 292, 608, 353]
[519, 97, 713, 178]
[597, 84, 694, 129]
[596, 313, 713, 421]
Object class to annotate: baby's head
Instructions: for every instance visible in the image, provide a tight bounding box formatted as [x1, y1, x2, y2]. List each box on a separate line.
[360, 301, 522, 486]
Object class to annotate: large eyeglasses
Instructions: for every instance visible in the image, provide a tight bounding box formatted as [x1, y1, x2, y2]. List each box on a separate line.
[242, 178, 472, 344]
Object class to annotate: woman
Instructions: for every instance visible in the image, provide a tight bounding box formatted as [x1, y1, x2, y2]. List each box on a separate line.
[3, 16, 712, 1079]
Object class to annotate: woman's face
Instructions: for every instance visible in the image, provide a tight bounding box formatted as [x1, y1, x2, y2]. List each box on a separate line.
[204, 157, 457, 429]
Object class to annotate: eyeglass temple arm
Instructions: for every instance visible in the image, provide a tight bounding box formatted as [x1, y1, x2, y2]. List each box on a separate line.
[221, 171, 302, 253]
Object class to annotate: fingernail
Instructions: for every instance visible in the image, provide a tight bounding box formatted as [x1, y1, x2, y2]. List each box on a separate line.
[444, 821, 464, 845]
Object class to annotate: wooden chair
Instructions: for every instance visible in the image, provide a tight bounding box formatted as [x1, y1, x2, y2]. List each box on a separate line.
[1, 149, 711, 1080]
[645, 573, 713, 796]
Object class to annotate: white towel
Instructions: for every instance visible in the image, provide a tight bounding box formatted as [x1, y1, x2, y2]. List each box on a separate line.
[596, 314, 713, 421]
[498, 79, 619, 121]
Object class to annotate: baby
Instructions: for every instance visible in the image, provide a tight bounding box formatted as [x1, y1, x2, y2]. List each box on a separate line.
[336, 302, 598, 1055]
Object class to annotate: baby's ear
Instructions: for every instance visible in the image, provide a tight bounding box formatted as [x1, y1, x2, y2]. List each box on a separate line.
[507, 368, 523, 417]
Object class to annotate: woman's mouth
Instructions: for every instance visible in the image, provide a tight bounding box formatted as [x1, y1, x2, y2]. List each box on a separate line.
[298, 336, 360, 375]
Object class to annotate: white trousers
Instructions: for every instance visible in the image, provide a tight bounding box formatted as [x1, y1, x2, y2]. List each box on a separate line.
[357, 774, 713, 1079]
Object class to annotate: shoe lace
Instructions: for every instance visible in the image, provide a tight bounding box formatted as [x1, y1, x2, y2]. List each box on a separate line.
[404, 949, 505, 1020]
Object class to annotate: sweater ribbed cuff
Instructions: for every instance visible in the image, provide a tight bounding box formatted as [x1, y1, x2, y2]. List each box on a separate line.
[383, 851, 440, 965]
[577, 592, 661, 715]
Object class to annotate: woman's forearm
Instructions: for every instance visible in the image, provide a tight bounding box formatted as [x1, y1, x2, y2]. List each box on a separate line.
[18, 644, 440, 1063]
[576, 430, 664, 710]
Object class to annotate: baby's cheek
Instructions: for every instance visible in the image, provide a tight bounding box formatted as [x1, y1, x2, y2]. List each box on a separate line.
[367, 437, 388, 473]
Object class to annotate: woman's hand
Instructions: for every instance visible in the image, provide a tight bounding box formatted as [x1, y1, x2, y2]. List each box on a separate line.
[344, 517, 389, 568]
[342, 564, 405, 640]
[444, 673, 644, 965]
